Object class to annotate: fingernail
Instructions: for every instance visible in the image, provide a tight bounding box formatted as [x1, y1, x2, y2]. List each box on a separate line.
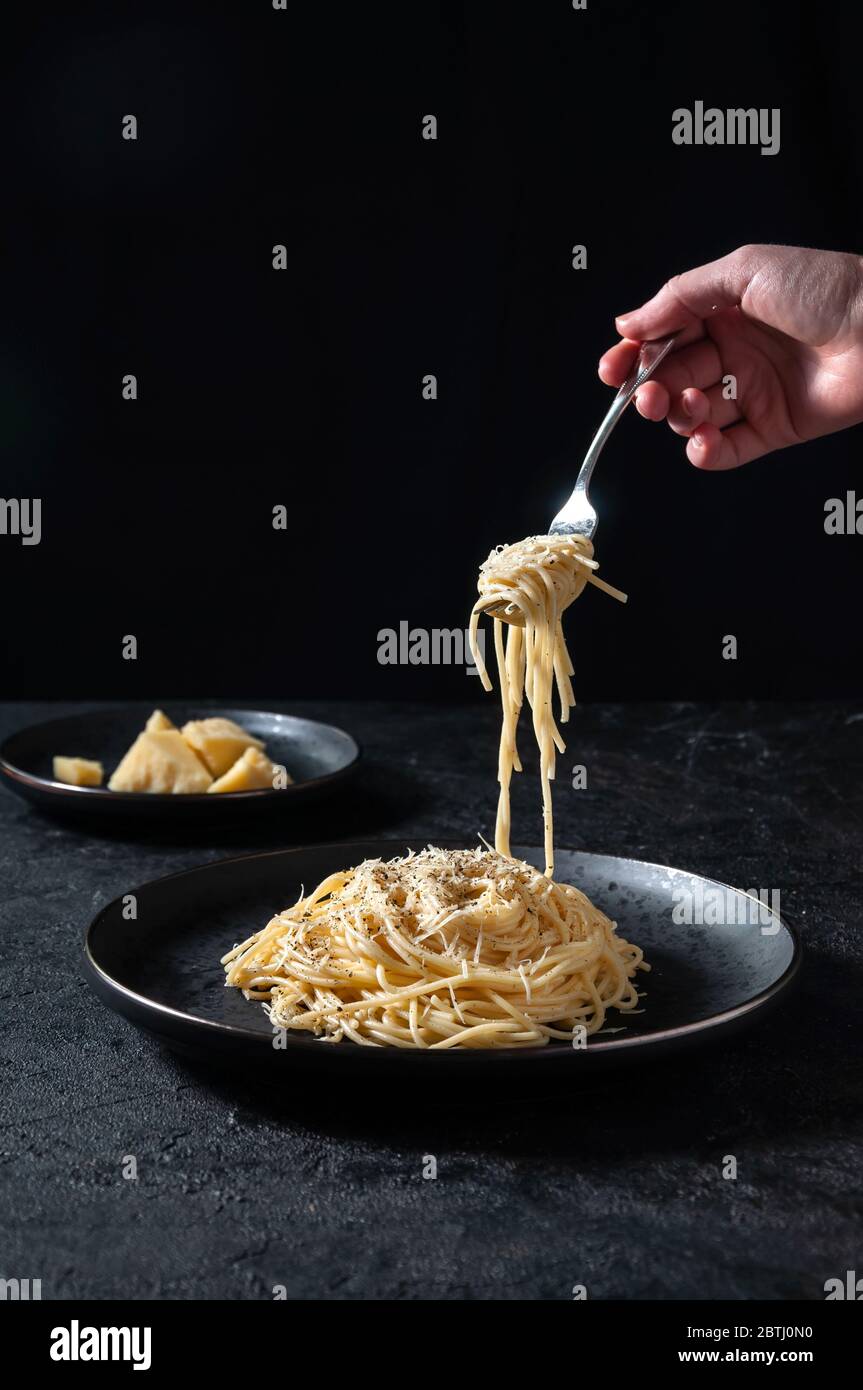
[681, 392, 693, 419]
[615, 312, 636, 328]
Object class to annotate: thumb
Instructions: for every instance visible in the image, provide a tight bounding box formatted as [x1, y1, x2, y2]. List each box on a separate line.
[615, 245, 763, 339]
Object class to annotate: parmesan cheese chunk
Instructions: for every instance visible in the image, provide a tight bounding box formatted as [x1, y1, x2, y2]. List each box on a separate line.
[180, 718, 265, 778]
[145, 708, 177, 733]
[208, 746, 291, 794]
[108, 730, 213, 794]
[53, 756, 104, 788]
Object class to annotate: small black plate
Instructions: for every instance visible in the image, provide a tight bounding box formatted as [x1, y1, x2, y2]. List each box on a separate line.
[0, 707, 360, 823]
[84, 839, 801, 1075]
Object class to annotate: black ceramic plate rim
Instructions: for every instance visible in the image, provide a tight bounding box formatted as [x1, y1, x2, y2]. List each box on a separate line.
[83, 840, 803, 1063]
[0, 708, 361, 803]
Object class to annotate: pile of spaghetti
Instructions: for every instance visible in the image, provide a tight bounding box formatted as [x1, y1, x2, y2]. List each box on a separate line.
[468, 533, 626, 876]
[222, 845, 647, 1049]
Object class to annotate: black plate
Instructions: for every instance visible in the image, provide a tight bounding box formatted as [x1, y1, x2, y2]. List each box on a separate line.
[0, 707, 360, 822]
[84, 839, 801, 1074]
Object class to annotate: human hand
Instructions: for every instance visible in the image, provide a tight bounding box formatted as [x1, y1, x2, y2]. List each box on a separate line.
[599, 244, 863, 469]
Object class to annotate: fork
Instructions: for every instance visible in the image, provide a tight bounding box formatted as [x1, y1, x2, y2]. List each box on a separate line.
[549, 333, 678, 540]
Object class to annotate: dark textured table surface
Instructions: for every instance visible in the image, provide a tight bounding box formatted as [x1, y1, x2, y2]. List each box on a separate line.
[1, 698, 861, 1301]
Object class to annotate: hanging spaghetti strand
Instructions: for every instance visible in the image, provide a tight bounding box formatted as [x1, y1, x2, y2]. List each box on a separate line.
[468, 534, 626, 876]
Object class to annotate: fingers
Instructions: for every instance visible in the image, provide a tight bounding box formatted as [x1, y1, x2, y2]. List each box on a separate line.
[614, 245, 760, 341]
[646, 336, 724, 397]
[596, 273, 764, 468]
[598, 325, 713, 389]
[598, 337, 640, 387]
[633, 337, 725, 422]
[624, 377, 757, 469]
[599, 332, 738, 437]
[666, 387, 711, 435]
[686, 421, 767, 471]
[631, 375, 747, 463]
[667, 383, 742, 436]
[633, 380, 669, 421]
[622, 378, 757, 468]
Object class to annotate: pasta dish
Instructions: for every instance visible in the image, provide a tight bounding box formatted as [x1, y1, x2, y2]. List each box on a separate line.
[222, 845, 646, 1048]
[222, 532, 647, 1049]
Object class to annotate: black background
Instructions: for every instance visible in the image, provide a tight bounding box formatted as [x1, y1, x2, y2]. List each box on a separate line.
[2, 0, 861, 702]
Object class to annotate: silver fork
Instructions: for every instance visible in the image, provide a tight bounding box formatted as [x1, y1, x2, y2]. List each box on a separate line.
[550, 333, 678, 539]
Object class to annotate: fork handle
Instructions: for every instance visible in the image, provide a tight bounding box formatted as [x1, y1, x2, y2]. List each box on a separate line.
[577, 333, 679, 499]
